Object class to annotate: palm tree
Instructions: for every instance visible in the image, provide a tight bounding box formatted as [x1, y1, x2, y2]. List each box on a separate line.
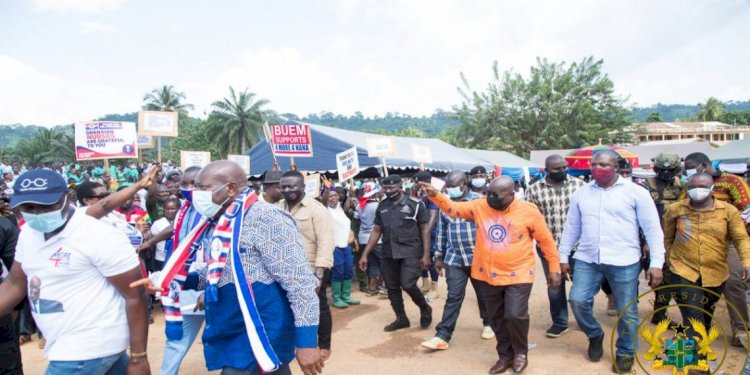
[697, 97, 725, 121]
[142, 85, 194, 113]
[206, 87, 269, 156]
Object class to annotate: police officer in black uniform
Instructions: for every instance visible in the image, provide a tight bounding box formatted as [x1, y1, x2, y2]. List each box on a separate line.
[640, 152, 683, 325]
[359, 174, 433, 332]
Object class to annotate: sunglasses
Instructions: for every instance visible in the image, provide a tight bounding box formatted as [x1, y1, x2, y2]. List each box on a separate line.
[88, 192, 110, 199]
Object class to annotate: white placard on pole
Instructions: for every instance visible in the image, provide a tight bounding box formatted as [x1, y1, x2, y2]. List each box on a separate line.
[180, 151, 211, 170]
[227, 154, 251, 174]
[138, 111, 178, 137]
[304, 173, 320, 198]
[366, 137, 397, 157]
[411, 144, 433, 164]
[336, 146, 360, 180]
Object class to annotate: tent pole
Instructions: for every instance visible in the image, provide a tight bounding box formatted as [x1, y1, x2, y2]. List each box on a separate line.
[381, 157, 389, 177]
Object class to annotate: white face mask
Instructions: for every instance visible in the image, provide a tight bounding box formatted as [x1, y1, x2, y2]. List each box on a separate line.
[687, 186, 713, 201]
[192, 183, 229, 217]
[22, 196, 68, 233]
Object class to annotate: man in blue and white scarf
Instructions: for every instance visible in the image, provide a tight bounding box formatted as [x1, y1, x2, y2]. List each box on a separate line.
[184, 161, 322, 375]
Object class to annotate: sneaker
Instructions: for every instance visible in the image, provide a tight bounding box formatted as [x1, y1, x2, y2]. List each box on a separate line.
[612, 355, 633, 373]
[588, 334, 604, 362]
[481, 325, 495, 340]
[545, 325, 569, 338]
[421, 336, 449, 350]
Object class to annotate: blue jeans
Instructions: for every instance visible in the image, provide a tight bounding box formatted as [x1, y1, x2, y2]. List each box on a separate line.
[46, 351, 128, 375]
[538, 248, 572, 328]
[569, 260, 640, 356]
[160, 314, 205, 375]
[332, 246, 354, 282]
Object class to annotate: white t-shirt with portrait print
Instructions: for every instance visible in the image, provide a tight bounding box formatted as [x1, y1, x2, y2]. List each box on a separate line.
[14, 209, 140, 361]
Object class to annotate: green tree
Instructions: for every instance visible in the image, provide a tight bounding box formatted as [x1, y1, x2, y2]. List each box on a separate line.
[722, 110, 750, 126]
[205, 87, 270, 157]
[142, 85, 194, 113]
[162, 115, 222, 162]
[454, 57, 631, 158]
[696, 97, 725, 121]
[645, 112, 664, 122]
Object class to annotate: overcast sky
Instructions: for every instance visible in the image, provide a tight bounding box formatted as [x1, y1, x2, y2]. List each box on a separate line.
[1, 0, 749, 126]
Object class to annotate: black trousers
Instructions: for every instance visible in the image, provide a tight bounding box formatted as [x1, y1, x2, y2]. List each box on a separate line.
[669, 273, 724, 337]
[317, 270, 332, 350]
[478, 281, 533, 358]
[0, 313, 22, 374]
[381, 257, 428, 317]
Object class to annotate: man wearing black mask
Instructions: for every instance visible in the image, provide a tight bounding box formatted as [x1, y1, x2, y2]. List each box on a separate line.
[420, 176, 561, 374]
[525, 154, 584, 338]
[278, 170, 335, 361]
[359, 174, 432, 332]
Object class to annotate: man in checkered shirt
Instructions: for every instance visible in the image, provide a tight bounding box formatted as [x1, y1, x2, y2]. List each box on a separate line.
[524, 154, 584, 338]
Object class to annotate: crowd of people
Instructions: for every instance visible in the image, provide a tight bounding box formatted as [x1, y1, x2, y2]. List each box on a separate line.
[0, 150, 750, 375]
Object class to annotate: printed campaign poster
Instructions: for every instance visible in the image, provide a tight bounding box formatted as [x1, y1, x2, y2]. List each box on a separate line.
[138, 111, 179, 137]
[366, 137, 397, 157]
[336, 146, 360, 180]
[75, 121, 138, 160]
[180, 151, 211, 170]
[270, 123, 313, 157]
[227, 154, 251, 174]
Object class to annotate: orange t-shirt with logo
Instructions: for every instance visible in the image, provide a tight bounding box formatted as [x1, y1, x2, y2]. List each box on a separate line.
[429, 194, 560, 286]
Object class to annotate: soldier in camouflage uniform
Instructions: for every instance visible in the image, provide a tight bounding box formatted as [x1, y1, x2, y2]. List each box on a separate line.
[640, 152, 683, 325]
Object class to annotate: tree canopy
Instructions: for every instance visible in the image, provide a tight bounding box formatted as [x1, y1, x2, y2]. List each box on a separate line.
[453, 57, 632, 158]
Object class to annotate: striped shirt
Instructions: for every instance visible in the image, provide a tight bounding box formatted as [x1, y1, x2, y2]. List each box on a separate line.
[524, 176, 585, 245]
[435, 191, 482, 267]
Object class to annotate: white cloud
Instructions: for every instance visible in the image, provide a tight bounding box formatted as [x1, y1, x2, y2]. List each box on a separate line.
[32, 0, 126, 14]
[79, 21, 118, 34]
[0, 55, 139, 126]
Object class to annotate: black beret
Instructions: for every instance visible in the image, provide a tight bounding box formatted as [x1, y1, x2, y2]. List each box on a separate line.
[381, 174, 402, 185]
[470, 166, 487, 175]
[413, 171, 432, 183]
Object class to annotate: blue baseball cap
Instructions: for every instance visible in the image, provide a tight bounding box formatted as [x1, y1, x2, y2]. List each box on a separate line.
[10, 169, 68, 208]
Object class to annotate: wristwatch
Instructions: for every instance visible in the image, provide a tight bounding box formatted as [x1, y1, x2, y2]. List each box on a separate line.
[315, 270, 325, 280]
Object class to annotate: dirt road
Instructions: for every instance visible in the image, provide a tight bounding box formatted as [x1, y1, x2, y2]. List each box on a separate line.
[20, 262, 748, 374]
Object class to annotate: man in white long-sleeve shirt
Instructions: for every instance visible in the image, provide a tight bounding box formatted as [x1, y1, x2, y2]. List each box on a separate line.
[558, 151, 665, 374]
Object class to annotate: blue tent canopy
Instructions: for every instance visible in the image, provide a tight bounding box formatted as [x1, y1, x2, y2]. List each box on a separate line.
[246, 121, 496, 176]
[460, 148, 543, 181]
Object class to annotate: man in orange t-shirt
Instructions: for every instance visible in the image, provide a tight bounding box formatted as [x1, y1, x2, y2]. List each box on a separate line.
[420, 176, 561, 375]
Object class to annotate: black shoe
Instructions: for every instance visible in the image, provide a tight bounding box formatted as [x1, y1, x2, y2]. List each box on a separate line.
[651, 316, 678, 329]
[545, 325, 569, 338]
[612, 355, 633, 374]
[420, 304, 433, 328]
[588, 334, 604, 362]
[384, 318, 410, 332]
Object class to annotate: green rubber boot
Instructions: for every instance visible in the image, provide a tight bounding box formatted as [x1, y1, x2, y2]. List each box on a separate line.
[342, 279, 361, 305]
[331, 281, 349, 309]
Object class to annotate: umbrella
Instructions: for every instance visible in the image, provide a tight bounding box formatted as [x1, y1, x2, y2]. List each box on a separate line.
[565, 145, 639, 170]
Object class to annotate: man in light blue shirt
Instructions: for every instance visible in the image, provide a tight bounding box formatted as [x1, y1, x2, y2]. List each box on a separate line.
[558, 151, 664, 374]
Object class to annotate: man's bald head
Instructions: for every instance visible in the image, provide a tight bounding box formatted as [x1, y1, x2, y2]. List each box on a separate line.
[193, 161, 250, 217]
[197, 160, 247, 187]
[445, 170, 467, 187]
[591, 150, 619, 167]
[545, 154, 566, 170]
[488, 175, 515, 194]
